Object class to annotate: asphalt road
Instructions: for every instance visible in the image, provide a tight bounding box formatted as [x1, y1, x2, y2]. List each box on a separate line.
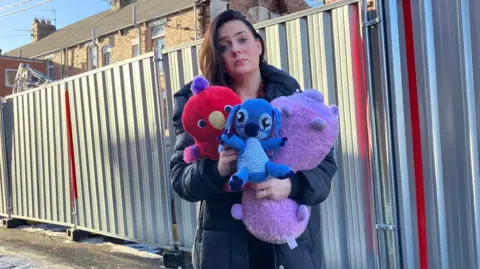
[0, 225, 165, 269]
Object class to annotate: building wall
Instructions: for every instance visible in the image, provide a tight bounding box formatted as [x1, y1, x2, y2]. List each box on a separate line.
[43, 7, 201, 81]
[0, 57, 46, 97]
[37, 0, 310, 82]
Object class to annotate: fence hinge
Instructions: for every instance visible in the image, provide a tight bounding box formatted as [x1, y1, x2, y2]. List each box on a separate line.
[376, 223, 396, 231]
[363, 17, 381, 27]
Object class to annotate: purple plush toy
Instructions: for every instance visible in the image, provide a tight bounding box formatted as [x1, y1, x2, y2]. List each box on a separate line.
[230, 89, 340, 248]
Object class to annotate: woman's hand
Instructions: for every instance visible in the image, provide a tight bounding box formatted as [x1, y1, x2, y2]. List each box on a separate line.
[218, 147, 238, 177]
[252, 178, 292, 200]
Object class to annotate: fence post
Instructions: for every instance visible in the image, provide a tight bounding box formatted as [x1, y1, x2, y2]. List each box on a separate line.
[64, 89, 78, 230]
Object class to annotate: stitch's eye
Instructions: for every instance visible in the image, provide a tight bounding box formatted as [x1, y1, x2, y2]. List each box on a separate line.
[224, 105, 232, 113]
[237, 112, 245, 122]
[198, 119, 207, 128]
[236, 108, 248, 124]
[259, 114, 272, 130]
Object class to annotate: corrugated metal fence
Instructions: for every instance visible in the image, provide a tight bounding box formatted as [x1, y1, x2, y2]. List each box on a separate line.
[366, 0, 480, 268]
[162, 1, 378, 268]
[5, 84, 72, 226]
[0, 52, 175, 248]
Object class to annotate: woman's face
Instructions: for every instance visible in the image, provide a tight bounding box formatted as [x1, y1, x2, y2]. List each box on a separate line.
[217, 20, 262, 80]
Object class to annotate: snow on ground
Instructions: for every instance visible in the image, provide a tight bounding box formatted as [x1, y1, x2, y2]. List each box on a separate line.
[12, 222, 163, 259]
[0, 247, 59, 269]
[17, 223, 70, 240]
[0, 255, 50, 269]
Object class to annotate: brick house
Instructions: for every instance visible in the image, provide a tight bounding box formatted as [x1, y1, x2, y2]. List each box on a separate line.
[0, 55, 47, 97]
[5, 0, 311, 83]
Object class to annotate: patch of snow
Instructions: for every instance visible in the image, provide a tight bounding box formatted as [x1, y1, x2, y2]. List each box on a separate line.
[0, 247, 57, 269]
[104, 242, 163, 259]
[80, 237, 105, 244]
[17, 223, 69, 239]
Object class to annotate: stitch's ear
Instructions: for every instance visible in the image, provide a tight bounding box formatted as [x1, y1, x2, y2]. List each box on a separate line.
[225, 104, 241, 132]
[273, 107, 282, 137]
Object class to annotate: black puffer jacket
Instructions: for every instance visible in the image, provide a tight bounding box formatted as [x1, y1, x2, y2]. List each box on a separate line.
[169, 62, 337, 269]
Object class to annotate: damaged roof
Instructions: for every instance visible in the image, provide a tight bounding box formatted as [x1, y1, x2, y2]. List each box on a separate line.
[6, 0, 195, 58]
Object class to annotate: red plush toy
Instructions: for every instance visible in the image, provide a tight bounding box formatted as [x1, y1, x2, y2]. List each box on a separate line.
[181, 75, 242, 163]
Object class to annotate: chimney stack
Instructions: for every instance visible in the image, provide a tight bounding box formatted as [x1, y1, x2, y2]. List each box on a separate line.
[32, 17, 56, 43]
[111, 0, 133, 10]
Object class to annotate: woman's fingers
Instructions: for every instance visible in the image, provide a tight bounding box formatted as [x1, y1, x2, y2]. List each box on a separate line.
[256, 187, 270, 199]
[224, 154, 238, 163]
[221, 148, 238, 158]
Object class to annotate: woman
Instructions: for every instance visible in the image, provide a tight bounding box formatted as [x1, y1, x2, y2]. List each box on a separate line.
[169, 9, 337, 269]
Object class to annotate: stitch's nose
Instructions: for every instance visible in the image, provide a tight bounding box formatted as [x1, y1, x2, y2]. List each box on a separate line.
[245, 123, 258, 137]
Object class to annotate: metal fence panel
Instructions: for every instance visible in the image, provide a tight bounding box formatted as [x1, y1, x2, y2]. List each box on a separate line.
[0, 97, 8, 217]
[3, 84, 72, 226]
[377, 0, 480, 268]
[162, 1, 377, 268]
[68, 52, 174, 247]
[162, 47, 200, 252]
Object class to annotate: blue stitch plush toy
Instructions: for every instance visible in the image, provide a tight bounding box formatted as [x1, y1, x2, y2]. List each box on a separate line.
[219, 98, 294, 192]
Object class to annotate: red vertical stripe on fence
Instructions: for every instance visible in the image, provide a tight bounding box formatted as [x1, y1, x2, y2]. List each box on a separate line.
[64, 90, 78, 202]
[401, 0, 429, 268]
[350, 3, 375, 254]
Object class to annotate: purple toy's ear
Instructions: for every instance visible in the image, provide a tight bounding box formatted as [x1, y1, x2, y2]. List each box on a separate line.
[277, 104, 292, 116]
[191, 75, 210, 95]
[311, 117, 327, 131]
[297, 205, 309, 222]
[303, 89, 324, 103]
[330, 105, 339, 117]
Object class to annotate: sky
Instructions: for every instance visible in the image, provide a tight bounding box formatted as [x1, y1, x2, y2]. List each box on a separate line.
[0, 0, 111, 53]
[0, 0, 324, 54]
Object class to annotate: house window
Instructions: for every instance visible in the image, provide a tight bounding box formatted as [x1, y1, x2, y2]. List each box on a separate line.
[102, 46, 112, 66]
[47, 60, 54, 79]
[5, 69, 17, 87]
[132, 44, 139, 57]
[152, 24, 166, 73]
[88, 46, 98, 70]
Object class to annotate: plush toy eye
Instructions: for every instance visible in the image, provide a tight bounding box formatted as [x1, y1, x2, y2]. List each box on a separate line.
[259, 114, 272, 130]
[236, 109, 248, 124]
[237, 112, 245, 122]
[197, 119, 207, 128]
[262, 118, 271, 127]
[224, 105, 232, 113]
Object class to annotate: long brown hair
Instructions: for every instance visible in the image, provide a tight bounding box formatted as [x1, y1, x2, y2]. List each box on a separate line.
[199, 9, 266, 86]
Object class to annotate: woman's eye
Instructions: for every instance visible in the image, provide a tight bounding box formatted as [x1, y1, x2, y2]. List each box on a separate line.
[239, 37, 248, 43]
[219, 44, 230, 53]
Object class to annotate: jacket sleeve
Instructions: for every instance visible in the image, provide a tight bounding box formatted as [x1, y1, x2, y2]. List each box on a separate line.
[169, 94, 227, 203]
[288, 147, 337, 206]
